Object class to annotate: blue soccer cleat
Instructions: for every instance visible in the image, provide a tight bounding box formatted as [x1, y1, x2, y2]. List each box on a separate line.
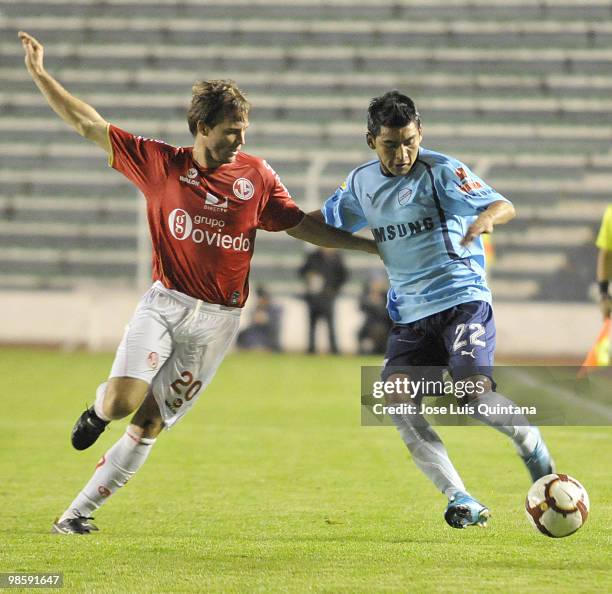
[522, 435, 555, 483]
[444, 492, 491, 529]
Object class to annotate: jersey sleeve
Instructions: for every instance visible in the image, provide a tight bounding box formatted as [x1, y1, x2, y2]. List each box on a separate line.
[435, 162, 512, 216]
[257, 162, 305, 232]
[596, 205, 612, 250]
[321, 176, 368, 233]
[108, 124, 169, 191]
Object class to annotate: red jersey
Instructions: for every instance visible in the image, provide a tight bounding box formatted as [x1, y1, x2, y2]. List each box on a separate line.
[109, 125, 304, 307]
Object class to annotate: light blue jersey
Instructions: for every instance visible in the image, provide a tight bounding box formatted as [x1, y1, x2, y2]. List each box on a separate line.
[322, 147, 511, 324]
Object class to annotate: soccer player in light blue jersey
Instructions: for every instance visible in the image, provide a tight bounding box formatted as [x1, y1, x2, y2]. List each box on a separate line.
[319, 91, 555, 529]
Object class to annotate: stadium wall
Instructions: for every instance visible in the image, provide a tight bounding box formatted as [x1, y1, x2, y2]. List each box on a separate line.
[0, 290, 601, 360]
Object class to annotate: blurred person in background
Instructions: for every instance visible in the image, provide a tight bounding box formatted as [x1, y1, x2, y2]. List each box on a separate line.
[596, 204, 612, 320]
[236, 285, 282, 352]
[357, 272, 392, 355]
[299, 247, 348, 354]
[19, 31, 377, 535]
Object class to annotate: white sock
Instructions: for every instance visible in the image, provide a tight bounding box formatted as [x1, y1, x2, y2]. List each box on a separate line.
[93, 381, 111, 422]
[391, 412, 466, 499]
[468, 391, 540, 457]
[59, 429, 156, 522]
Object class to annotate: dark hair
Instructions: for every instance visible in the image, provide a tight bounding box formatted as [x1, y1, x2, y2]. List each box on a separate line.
[367, 90, 421, 137]
[187, 79, 250, 137]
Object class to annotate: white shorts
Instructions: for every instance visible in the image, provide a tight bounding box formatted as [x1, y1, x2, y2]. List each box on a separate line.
[109, 281, 241, 428]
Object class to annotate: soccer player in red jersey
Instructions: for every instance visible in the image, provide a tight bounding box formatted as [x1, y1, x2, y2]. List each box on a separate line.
[18, 31, 377, 534]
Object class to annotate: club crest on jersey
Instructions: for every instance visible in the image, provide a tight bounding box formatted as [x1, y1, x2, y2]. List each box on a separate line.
[398, 188, 413, 206]
[179, 168, 200, 187]
[147, 351, 159, 369]
[233, 178, 255, 201]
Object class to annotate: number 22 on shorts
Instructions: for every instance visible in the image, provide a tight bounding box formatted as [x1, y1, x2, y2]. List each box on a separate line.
[452, 323, 486, 352]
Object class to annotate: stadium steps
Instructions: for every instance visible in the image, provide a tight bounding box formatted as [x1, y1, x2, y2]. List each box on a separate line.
[0, 260, 135, 278]
[0, 194, 138, 214]
[0, 246, 137, 265]
[2, 193, 604, 223]
[4, 91, 612, 125]
[493, 226, 595, 247]
[4, 17, 612, 49]
[3, 119, 612, 157]
[1, 0, 610, 302]
[492, 252, 566, 273]
[5, 68, 612, 100]
[4, 141, 611, 171]
[3, 42, 612, 75]
[1, 167, 610, 210]
[0, 256, 549, 302]
[2, 0, 611, 22]
[239, 277, 541, 301]
[516, 200, 611, 221]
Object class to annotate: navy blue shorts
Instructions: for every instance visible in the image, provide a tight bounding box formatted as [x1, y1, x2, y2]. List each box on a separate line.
[382, 301, 496, 385]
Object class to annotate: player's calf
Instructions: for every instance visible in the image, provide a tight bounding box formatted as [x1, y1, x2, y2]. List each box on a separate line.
[521, 431, 555, 483]
[57, 426, 158, 533]
[130, 391, 166, 439]
[458, 376, 555, 483]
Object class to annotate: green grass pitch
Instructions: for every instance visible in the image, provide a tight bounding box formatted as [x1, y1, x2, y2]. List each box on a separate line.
[1, 348, 611, 593]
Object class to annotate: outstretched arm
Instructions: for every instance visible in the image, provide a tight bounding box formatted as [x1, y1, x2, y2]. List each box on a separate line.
[460, 200, 516, 247]
[287, 211, 378, 254]
[18, 31, 111, 155]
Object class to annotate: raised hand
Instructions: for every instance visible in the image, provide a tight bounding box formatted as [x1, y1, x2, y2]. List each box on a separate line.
[15, 31, 111, 154]
[18, 31, 45, 76]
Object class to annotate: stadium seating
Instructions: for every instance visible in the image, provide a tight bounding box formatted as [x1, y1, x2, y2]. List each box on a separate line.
[1, 0, 611, 301]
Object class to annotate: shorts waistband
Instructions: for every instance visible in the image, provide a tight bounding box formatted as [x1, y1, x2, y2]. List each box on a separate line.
[151, 281, 241, 317]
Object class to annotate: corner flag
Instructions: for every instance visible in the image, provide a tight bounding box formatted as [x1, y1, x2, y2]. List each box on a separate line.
[578, 319, 611, 377]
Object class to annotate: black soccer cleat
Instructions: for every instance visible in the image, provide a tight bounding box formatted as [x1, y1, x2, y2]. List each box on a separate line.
[71, 406, 109, 450]
[52, 513, 99, 535]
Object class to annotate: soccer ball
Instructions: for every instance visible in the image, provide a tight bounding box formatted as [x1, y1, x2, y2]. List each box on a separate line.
[525, 473, 589, 538]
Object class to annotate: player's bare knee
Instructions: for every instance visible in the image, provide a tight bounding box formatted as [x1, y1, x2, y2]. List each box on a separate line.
[104, 377, 149, 419]
[457, 374, 493, 402]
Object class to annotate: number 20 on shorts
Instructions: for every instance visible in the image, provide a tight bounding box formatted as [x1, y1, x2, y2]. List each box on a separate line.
[169, 371, 202, 409]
